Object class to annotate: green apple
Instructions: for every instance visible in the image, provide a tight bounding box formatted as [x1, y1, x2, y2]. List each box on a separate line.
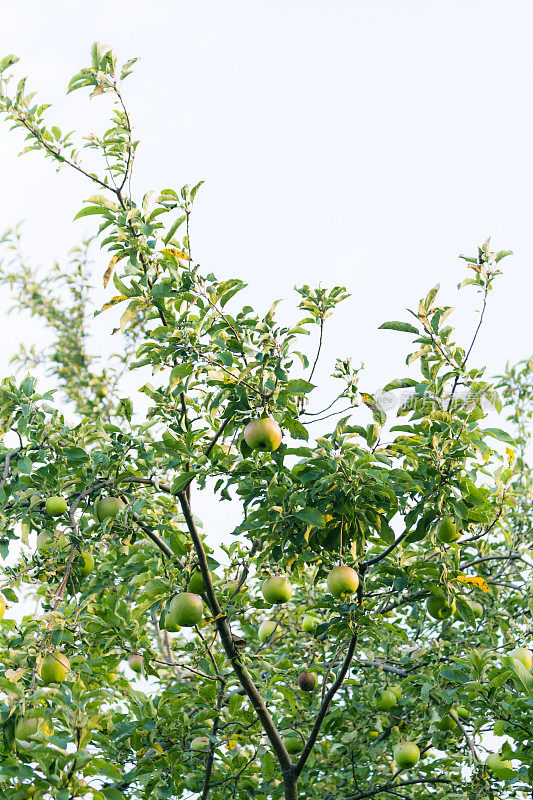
[298, 671, 318, 692]
[40, 652, 70, 684]
[436, 517, 458, 543]
[302, 614, 320, 633]
[375, 690, 397, 711]
[427, 594, 456, 620]
[76, 551, 94, 577]
[457, 705, 470, 720]
[258, 620, 277, 642]
[509, 647, 532, 670]
[45, 496, 67, 517]
[188, 569, 208, 594]
[389, 684, 402, 700]
[15, 715, 39, 740]
[168, 592, 203, 627]
[94, 383, 108, 398]
[327, 565, 359, 598]
[393, 741, 420, 769]
[262, 577, 292, 605]
[244, 417, 282, 452]
[95, 497, 125, 522]
[191, 736, 210, 751]
[283, 736, 303, 755]
[128, 653, 143, 673]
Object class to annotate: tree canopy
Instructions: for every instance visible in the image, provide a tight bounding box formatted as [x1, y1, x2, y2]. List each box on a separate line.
[0, 44, 532, 800]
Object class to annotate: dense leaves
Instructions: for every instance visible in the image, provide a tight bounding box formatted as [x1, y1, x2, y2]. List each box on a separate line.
[0, 44, 531, 800]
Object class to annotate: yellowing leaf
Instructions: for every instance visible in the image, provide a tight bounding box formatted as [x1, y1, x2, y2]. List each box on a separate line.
[95, 295, 128, 316]
[5, 668, 26, 683]
[104, 251, 129, 287]
[226, 736, 238, 750]
[162, 248, 190, 261]
[457, 574, 489, 593]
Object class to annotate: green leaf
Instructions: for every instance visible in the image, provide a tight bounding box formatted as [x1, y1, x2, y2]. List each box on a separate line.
[163, 214, 187, 245]
[171, 472, 198, 494]
[261, 751, 275, 781]
[294, 507, 325, 528]
[382, 378, 418, 391]
[286, 379, 315, 395]
[481, 428, 515, 445]
[379, 321, 419, 334]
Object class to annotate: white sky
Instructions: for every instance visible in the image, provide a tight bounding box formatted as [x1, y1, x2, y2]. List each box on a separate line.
[0, 1, 532, 548]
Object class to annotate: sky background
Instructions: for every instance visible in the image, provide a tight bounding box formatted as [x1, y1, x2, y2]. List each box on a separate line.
[0, 1, 532, 549]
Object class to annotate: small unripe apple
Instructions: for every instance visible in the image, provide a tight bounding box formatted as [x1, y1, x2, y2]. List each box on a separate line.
[244, 418, 282, 452]
[389, 684, 402, 700]
[191, 736, 210, 751]
[223, 579, 243, 596]
[15, 716, 40, 740]
[298, 671, 318, 692]
[40, 652, 70, 684]
[188, 569, 209, 594]
[302, 614, 320, 633]
[262, 577, 292, 605]
[94, 383, 108, 398]
[426, 594, 456, 620]
[128, 654, 143, 673]
[283, 736, 303, 755]
[327, 565, 359, 598]
[375, 690, 397, 711]
[455, 597, 483, 620]
[393, 741, 419, 769]
[509, 647, 532, 670]
[436, 517, 458, 543]
[45, 496, 67, 517]
[457, 705, 470, 720]
[258, 620, 277, 642]
[76, 551, 94, 576]
[95, 497, 125, 522]
[169, 592, 203, 627]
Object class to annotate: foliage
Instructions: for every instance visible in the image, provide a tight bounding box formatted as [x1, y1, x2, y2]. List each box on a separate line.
[0, 44, 531, 800]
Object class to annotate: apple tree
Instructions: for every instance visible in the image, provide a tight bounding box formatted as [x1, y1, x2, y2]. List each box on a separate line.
[0, 45, 532, 800]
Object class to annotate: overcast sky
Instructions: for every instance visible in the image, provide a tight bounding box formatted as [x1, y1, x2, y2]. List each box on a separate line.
[1, 1, 532, 541]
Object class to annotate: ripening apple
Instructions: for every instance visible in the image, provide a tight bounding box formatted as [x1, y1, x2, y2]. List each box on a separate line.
[0, 595, 5, 619]
[426, 594, 456, 620]
[302, 614, 320, 633]
[393, 741, 420, 769]
[168, 592, 204, 627]
[244, 418, 282, 452]
[258, 620, 277, 642]
[95, 496, 125, 522]
[76, 551, 94, 577]
[455, 596, 483, 620]
[298, 671, 318, 692]
[436, 517, 458, 543]
[262, 577, 292, 605]
[40, 652, 70, 684]
[191, 736, 210, 751]
[45, 496, 67, 517]
[128, 654, 143, 673]
[375, 690, 397, 711]
[509, 647, 533, 670]
[327, 566, 359, 598]
[188, 569, 211, 594]
[283, 736, 303, 755]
